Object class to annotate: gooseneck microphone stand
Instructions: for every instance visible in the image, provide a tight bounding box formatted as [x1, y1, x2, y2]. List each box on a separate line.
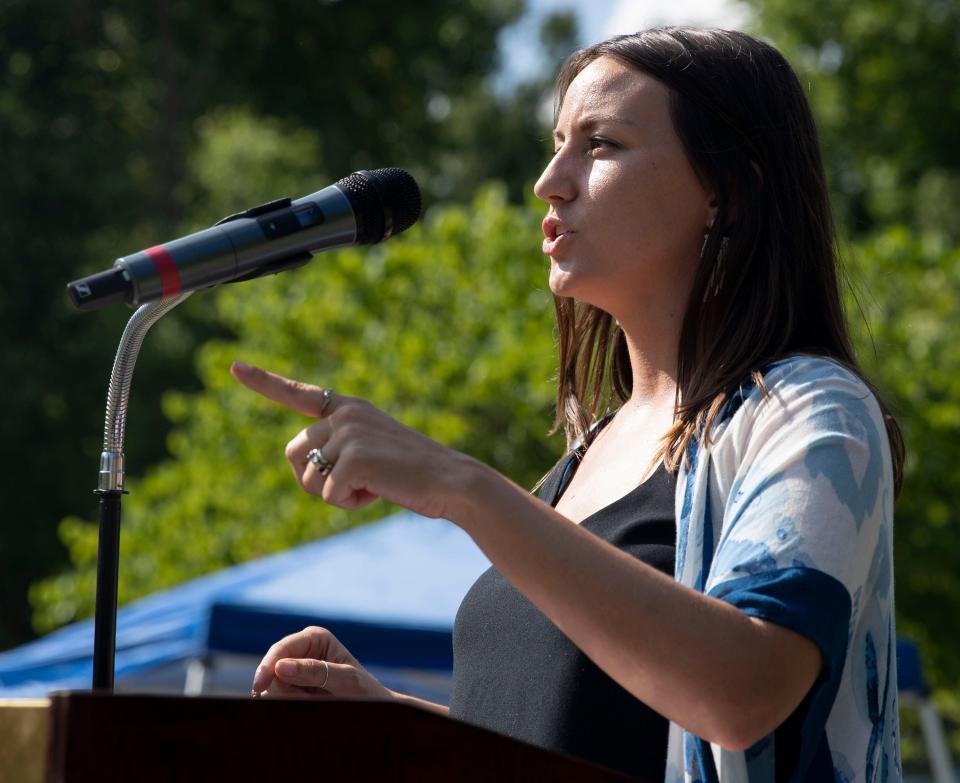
[92, 292, 192, 691]
[77, 168, 422, 691]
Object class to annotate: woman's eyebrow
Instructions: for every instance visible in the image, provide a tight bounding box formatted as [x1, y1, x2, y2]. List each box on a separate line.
[552, 115, 641, 140]
[582, 114, 641, 129]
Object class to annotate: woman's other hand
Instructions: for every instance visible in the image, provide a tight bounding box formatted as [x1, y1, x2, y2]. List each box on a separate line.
[230, 360, 479, 521]
[251, 625, 392, 700]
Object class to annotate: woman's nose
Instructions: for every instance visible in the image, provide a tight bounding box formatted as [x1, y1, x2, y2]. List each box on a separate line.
[533, 149, 576, 204]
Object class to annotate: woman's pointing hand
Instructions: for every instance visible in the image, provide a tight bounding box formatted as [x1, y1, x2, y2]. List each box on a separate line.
[230, 360, 478, 520]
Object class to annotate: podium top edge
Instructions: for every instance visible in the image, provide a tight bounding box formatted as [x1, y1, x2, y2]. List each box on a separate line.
[0, 697, 50, 707]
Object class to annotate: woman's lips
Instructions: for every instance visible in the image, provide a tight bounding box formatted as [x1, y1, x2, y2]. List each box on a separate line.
[542, 230, 575, 256]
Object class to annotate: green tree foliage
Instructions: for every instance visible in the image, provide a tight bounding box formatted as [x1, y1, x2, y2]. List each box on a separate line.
[848, 231, 960, 687]
[430, 10, 579, 203]
[0, 0, 548, 648]
[743, 0, 960, 238]
[846, 231, 960, 762]
[30, 180, 562, 630]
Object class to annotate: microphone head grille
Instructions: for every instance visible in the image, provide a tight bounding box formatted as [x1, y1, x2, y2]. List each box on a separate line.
[335, 167, 422, 244]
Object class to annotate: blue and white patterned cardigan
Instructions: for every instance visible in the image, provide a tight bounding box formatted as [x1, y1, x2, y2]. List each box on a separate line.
[665, 355, 901, 782]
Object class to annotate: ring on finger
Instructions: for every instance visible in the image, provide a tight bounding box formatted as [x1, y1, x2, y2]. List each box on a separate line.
[318, 388, 334, 417]
[319, 659, 330, 690]
[306, 447, 334, 476]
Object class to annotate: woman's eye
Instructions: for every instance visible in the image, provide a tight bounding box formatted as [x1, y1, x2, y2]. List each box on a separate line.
[550, 138, 615, 156]
[589, 137, 614, 151]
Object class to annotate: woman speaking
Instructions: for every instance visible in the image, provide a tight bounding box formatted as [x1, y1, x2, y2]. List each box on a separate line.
[231, 27, 902, 783]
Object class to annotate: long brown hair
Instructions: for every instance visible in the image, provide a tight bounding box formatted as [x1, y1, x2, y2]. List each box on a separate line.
[546, 28, 904, 494]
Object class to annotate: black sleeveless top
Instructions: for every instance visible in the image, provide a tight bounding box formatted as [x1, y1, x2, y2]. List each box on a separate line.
[448, 430, 677, 782]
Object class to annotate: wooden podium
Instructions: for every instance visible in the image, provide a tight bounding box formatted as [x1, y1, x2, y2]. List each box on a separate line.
[44, 692, 637, 781]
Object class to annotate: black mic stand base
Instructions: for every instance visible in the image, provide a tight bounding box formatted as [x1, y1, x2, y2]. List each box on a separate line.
[92, 489, 124, 691]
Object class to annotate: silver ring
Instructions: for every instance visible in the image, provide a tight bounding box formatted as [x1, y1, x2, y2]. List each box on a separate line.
[306, 447, 333, 476]
[319, 659, 330, 690]
[318, 388, 334, 417]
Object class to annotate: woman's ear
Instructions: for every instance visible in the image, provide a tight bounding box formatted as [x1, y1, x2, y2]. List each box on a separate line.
[706, 171, 746, 232]
[705, 191, 729, 233]
[706, 194, 721, 232]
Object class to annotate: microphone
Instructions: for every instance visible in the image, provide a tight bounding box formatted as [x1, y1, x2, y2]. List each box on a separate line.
[67, 167, 422, 311]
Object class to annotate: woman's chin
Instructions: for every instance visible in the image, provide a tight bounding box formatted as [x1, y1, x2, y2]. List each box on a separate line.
[548, 270, 602, 306]
[548, 270, 621, 313]
[548, 264, 581, 298]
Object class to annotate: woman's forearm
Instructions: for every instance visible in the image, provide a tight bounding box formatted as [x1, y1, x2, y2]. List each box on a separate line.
[448, 458, 821, 751]
[390, 690, 450, 716]
[228, 362, 819, 747]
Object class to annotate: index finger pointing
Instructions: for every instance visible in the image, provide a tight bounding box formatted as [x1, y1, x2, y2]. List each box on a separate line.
[231, 361, 336, 418]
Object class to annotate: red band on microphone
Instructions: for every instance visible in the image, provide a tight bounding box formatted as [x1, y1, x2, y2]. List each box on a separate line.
[143, 245, 182, 297]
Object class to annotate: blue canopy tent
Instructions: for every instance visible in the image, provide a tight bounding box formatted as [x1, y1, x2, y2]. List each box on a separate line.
[0, 512, 490, 703]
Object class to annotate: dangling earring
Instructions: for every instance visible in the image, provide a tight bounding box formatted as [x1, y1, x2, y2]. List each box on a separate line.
[701, 233, 729, 302]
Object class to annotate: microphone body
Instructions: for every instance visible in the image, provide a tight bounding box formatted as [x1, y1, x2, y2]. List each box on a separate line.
[67, 168, 421, 311]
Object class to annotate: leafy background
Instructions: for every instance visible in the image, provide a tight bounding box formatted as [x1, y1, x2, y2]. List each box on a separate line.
[2, 0, 958, 769]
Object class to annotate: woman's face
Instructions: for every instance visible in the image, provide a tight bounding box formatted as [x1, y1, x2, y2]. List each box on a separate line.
[534, 56, 715, 319]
